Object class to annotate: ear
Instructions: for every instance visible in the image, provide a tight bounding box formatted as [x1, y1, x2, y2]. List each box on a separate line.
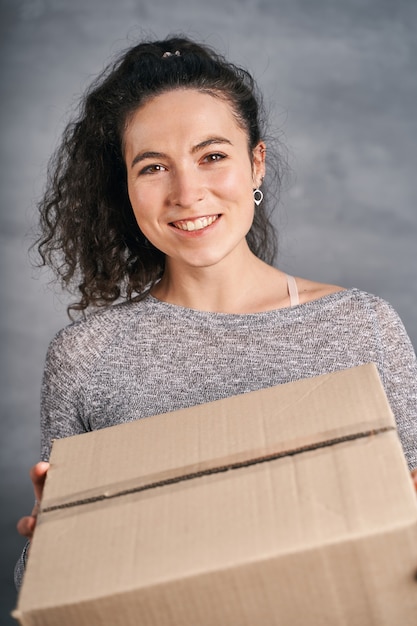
[252, 141, 266, 188]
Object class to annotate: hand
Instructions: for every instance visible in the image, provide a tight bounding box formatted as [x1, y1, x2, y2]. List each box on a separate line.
[16, 461, 50, 542]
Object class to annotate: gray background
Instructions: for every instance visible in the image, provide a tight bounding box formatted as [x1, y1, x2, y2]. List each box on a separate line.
[1, 0, 416, 623]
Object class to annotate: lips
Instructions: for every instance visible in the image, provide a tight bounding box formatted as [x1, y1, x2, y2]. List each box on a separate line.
[170, 215, 220, 232]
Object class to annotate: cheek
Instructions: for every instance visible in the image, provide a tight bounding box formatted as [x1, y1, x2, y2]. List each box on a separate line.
[127, 190, 151, 237]
[215, 166, 253, 199]
[127, 187, 166, 248]
[128, 183, 152, 223]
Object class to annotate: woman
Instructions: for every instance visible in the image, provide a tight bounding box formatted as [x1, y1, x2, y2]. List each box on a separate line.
[16, 35, 417, 587]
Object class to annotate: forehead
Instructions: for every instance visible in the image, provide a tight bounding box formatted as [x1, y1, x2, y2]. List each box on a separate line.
[123, 89, 248, 147]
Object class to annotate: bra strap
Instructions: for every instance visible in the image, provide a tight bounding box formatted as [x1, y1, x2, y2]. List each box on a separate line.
[286, 274, 300, 307]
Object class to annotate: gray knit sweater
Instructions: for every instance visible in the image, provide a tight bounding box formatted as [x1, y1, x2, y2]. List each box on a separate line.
[15, 288, 417, 588]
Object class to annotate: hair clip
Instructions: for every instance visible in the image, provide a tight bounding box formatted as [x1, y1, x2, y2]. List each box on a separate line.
[162, 50, 181, 58]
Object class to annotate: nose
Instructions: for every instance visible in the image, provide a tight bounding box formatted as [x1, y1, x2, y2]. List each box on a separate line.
[169, 167, 204, 209]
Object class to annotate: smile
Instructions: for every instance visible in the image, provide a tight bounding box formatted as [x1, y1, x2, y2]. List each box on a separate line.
[170, 215, 219, 232]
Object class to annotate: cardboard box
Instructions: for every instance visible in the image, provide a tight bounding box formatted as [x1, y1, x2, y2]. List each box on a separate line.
[14, 363, 417, 625]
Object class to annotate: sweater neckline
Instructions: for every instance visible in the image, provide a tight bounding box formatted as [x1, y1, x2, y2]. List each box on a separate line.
[145, 287, 356, 320]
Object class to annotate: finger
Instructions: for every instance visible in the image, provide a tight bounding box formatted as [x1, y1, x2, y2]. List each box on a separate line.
[16, 515, 36, 540]
[29, 461, 50, 502]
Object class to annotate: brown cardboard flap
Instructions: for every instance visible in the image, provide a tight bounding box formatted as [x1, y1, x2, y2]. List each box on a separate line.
[42, 363, 395, 512]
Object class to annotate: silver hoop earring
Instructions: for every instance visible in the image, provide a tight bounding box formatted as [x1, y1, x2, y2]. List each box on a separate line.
[253, 188, 263, 206]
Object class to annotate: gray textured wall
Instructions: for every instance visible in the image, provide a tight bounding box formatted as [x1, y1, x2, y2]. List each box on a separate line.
[1, 0, 416, 622]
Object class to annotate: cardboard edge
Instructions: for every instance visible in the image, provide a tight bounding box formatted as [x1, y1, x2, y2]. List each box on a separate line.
[13, 515, 417, 623]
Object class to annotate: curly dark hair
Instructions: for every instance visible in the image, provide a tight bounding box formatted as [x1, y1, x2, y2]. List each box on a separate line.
[36, 35, 283, 315]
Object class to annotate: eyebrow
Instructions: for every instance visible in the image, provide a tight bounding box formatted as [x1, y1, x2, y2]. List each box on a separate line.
[130, 137, 233, 169]
[131, 151, 166, 169]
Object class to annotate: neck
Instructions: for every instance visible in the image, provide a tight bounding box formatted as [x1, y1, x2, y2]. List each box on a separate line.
[151, 246, 286, 314]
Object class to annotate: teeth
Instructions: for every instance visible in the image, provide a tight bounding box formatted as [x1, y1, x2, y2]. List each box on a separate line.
[172, 215, 219, 231]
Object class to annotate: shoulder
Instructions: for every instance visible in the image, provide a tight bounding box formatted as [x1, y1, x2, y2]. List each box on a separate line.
[294, 277, 345, 305]
[295, 277, 397, 315]
[44, 299, 149, 369]
[296, 279, 413, 341]
[293, 277, 410, 329]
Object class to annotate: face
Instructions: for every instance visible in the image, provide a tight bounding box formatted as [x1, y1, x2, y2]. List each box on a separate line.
[123, 89, 265, 274]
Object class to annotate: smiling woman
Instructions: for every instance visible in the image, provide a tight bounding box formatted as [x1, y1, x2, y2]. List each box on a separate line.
[15, 35, 417, 594]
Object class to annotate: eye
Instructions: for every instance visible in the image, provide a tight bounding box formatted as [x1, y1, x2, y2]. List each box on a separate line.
[202, 153, 227, 163]
[139, 163, 167, 175]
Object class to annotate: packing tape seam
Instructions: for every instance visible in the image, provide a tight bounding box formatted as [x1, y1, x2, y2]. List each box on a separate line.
[42, 426, 395, 514]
